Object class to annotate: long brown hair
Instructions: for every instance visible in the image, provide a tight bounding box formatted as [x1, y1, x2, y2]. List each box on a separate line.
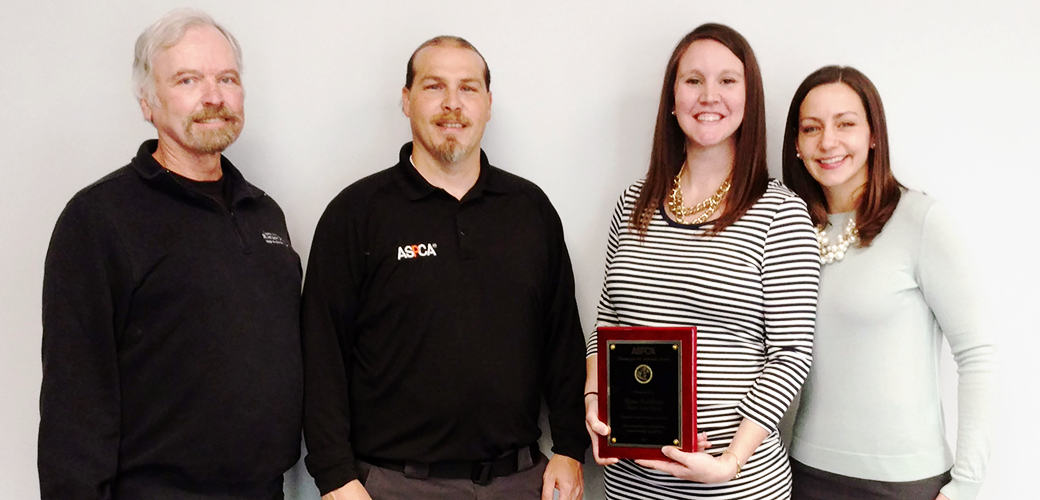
[781, 66, 902, 246]
[631, 23, 768, 235]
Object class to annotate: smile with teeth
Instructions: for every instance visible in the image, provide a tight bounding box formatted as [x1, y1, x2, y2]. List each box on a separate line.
[817, 155, 848, 168]
[694, 112, 723, 122]
[189, 106, 237, 125]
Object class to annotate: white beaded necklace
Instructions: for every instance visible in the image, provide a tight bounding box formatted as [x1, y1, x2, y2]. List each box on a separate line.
[815, 217, 859, 265]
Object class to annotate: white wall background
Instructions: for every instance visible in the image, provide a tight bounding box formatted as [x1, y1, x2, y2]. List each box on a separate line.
[2, 1, 1036, 498]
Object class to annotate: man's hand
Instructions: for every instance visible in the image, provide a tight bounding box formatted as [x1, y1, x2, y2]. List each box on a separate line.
[322, 479, 372, 500]
[542, 454, 583, 500]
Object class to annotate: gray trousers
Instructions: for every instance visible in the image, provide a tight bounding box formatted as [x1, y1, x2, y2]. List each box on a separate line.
[356, 452, 548, 500]
[791, 459, 951, 500]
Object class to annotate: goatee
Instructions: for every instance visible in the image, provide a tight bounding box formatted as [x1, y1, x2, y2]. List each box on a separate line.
[433, 138, 467, 164]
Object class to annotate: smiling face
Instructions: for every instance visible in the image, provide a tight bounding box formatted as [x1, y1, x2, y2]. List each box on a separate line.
[673, 39, 746, 151]
[797, 82, 873, 210]
[141, 24, 244, 156]
[402, 44, 492, 167]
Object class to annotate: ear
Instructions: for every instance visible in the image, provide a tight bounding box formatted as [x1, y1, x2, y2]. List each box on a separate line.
[140, 97, 153, 123]
[486, 90, 492, 121]
[401, 86, 411, 118]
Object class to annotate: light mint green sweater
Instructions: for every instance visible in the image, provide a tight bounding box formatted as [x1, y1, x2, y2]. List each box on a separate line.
[790, 191, 996, 500]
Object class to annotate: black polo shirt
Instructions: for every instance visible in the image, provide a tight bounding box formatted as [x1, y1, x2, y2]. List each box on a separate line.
[301, 143, 589, 494]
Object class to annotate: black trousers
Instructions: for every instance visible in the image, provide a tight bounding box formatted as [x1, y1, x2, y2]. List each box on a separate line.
[791, 459, 951, 500]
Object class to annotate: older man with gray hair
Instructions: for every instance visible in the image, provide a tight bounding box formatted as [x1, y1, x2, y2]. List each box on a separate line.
[38, 9, 302, 499]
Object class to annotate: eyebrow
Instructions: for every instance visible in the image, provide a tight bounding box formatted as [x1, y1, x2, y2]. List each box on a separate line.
[678, 68, 744, 77]
[419, 76, 484, 87]
[169, 69, 240, 80]
[801, 111, 860, 122]
[169, 70, 201, 80]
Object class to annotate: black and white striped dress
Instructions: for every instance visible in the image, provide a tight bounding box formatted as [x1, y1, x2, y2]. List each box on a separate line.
[587, 179, 821, 500]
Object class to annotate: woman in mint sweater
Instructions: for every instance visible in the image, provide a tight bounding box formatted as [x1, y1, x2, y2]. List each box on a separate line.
[780, 66, 996, 500]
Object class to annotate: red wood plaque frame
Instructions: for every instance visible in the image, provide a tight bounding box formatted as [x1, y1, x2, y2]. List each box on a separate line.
[596, 326, 696, 460]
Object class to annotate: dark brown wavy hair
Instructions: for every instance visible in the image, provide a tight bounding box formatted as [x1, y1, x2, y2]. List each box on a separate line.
[781, 66, 902, 246]
[631, 23, 768, 235]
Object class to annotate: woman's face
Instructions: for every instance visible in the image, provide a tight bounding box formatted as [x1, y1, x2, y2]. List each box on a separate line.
[796, 82, 873, 206]
[673, 39, 746, 151]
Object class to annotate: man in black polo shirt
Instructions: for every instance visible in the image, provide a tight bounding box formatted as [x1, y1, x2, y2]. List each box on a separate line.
[302, 36, 589, 500]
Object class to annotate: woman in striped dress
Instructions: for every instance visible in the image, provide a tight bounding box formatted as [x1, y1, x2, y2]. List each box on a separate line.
[584, 24, 821, 500]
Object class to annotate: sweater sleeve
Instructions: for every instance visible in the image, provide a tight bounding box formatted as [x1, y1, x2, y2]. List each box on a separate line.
[39, 196, 129, 500]
[736, 194, 820, 432]
[539, 199, 592, 462]
[917, 203, 997, 500]
[587, 189, 628, 357]
[301, 194, 365, 494]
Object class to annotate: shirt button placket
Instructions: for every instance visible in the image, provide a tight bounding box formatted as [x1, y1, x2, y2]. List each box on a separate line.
[456, 208, 475, 260]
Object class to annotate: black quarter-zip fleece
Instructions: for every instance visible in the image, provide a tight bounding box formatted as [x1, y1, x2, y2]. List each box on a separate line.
[40, 140, 303, 500]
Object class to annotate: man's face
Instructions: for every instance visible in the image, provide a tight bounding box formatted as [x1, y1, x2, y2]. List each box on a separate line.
[402, 44, 491, 166]
[141, 24, 244, 156]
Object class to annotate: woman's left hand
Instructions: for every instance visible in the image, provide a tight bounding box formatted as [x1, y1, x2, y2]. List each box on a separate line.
[935, 494, 950, 500]
[634, 446, 738, 484]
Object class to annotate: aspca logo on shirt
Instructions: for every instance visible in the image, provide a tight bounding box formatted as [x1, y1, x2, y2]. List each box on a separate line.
[397, 243, 438, 260]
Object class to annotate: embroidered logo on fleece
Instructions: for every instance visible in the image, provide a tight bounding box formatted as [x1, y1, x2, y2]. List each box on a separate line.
[262, 232, 289, 247]
[397, 243, 438, 260]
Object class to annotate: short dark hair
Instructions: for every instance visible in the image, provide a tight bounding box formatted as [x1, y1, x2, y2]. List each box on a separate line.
[631, 23, 768, 235]
[405, 36, 490, 90]
[781, 65, 902, 246]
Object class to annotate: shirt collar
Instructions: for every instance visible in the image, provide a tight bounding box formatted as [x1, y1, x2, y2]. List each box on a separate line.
[130, 139, 265, 206]
[393, 142, 509, 202]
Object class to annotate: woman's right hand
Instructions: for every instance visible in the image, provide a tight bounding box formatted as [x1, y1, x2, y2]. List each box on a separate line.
[584, 353, 710, 467]
[586, 395, 712, 467]
[584, 393, 619, 466]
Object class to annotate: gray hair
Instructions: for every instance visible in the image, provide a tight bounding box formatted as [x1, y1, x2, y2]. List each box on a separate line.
[132, 8, 243, 104]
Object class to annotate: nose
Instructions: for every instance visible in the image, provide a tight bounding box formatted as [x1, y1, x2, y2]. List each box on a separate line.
[699, 82, 718, 103]
[819, 125, 838, 150]
[442, 87, 461, 111]
[200, 79, 225, 107]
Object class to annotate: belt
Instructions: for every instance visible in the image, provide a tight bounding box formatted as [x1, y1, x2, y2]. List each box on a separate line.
[360, 443, 539, 486]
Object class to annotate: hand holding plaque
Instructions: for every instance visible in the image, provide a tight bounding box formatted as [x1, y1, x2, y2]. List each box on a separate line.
[595, 327, 696, 460]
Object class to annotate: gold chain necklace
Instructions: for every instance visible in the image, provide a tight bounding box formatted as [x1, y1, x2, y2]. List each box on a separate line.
[668, 166, 731, 225]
